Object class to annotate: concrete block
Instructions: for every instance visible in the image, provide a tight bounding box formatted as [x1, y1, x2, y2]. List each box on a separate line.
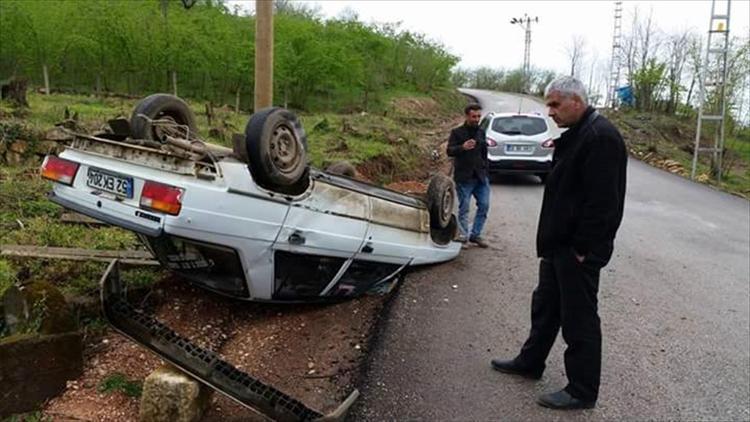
[139, 365, 212, 422]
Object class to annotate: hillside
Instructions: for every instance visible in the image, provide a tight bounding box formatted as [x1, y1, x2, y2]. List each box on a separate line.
[604, 110, 750, 198]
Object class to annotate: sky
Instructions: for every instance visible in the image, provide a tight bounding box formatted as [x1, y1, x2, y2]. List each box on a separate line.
[228, 0, 750, 75]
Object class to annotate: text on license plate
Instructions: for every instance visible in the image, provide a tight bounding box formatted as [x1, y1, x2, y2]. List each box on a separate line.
[505, 144, 533, 153]
[87, 168, 133, 198]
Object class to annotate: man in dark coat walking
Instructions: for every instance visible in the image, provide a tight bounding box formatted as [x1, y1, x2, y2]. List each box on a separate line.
[491, 76, 627, 409]
[447, 103, 490, 248]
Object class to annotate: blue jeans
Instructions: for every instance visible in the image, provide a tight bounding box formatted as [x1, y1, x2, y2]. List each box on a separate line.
[456, 176, 490, 239]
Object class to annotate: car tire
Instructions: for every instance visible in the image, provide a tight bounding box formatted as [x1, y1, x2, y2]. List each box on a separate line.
[130, 94, 197, 141]
[325, 161, 357, 178]
[427, 174, 455, 229]
[244, 107, 309, 194]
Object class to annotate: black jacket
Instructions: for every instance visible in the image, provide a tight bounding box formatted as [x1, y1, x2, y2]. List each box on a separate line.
[536, 107, 627, 263]
[447, 123, 488, 182]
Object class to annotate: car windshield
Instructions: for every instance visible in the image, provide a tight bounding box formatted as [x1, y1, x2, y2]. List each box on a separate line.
[492, 116, 548, 135]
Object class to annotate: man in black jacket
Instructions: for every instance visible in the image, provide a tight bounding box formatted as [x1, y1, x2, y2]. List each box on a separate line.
[491, 77, 627, 409]
[446, 103, 490, 247]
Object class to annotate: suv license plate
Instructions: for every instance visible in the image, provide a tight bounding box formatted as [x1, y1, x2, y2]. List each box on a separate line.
[87, 168, 133, 198]
[506, 144, 533, 153]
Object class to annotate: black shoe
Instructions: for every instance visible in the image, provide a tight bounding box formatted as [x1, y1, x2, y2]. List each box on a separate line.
[536, 389, 595, 410]
[490, 359, 543, 380]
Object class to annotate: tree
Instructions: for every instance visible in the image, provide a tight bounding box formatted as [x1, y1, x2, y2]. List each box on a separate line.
[632, 58, 666, 112]
[565, 35, 586, 78]
[531, 68, 557, 97]
[636, 7, 659, 71]
[663, 30, 693, 114]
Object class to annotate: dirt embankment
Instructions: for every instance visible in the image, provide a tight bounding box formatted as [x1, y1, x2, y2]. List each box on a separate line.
[604, 110, 749, 197]
[359, 96, 463, 187]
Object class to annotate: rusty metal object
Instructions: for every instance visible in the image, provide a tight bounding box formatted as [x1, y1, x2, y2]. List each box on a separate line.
[67, 131, 219, 178]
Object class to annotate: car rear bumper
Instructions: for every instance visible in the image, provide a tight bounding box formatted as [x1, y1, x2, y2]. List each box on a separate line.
[49, 189, 164, 237]
[488, 158, 552, 174]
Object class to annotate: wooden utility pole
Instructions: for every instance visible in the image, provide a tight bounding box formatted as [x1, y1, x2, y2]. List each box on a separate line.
[254, 0, 273, 110]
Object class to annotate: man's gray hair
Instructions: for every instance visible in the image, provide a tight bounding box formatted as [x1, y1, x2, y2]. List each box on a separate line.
[544, 76, 588, 105]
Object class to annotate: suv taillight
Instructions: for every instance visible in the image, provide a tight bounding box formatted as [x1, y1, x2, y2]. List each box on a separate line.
[140, 181, 183, 215]
[541, 139, 555, 148]
[487, 137, 498, 147]
[41, 156, 79, 185]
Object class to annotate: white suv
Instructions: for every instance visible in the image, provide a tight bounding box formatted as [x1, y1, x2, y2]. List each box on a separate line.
[480, 112, 556, 183]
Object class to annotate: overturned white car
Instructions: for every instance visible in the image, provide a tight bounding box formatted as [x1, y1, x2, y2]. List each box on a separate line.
[42, 94, 460, 302]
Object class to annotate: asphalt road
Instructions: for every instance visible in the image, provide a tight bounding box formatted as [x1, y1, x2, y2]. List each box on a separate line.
[350, 90, 750, 421]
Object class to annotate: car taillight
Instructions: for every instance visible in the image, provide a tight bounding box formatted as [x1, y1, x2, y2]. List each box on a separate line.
[41, 155, 79, 185]
[487, 137, 498, 147]
[541, 139, 555, 148]
[140, 181, 183, 215]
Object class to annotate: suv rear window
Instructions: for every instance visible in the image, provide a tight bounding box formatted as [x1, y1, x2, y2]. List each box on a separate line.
[492, 116, 548, 135]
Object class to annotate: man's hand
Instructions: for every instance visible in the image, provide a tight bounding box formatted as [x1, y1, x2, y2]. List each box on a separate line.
[462, 139, 477, 150]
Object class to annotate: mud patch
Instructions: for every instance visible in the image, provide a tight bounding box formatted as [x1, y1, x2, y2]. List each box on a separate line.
[391, 97, 441, 119]
[385, 181, 428, 195]
[356, 155, 398, 183]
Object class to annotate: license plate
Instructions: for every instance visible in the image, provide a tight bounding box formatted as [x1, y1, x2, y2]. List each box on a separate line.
[505, 144, 533, 153]
[87, 168, 133, 198]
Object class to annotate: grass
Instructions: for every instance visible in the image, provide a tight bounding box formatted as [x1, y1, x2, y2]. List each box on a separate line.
[0, 166, 139, 249]
[0, 162, 153, 296]
[303, 113, 398, 167]
[0, 259, 15, 298]
[98, 372, 143, 398]
[26, 94, 133, 131]
[80, 316, 109, 336]
[2, 89, 452, 186]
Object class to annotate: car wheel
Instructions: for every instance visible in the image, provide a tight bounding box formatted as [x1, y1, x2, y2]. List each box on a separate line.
[427, 174, 455, 229]
[537, 173, 548, 184]
[325, 161, 357, 178]
[244, 107, 310, 194]
[130, 94, 197, 141]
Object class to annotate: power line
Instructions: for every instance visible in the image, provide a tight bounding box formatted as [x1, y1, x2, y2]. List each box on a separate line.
[606, 1, 623, 109]
[510, 14, 539, 91]
[691, 0, 732, 181]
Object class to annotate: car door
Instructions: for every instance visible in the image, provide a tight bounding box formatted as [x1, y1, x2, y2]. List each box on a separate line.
[276, 180, 369, 257]
[316, 196, 423, 298]
[272, 180, 369, 298]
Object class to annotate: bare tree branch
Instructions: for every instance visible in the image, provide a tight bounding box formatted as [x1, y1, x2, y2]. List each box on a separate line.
[565, 35, 587, 77]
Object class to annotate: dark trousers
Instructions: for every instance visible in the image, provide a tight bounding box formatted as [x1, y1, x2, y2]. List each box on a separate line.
[516, 247, 603, 402]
